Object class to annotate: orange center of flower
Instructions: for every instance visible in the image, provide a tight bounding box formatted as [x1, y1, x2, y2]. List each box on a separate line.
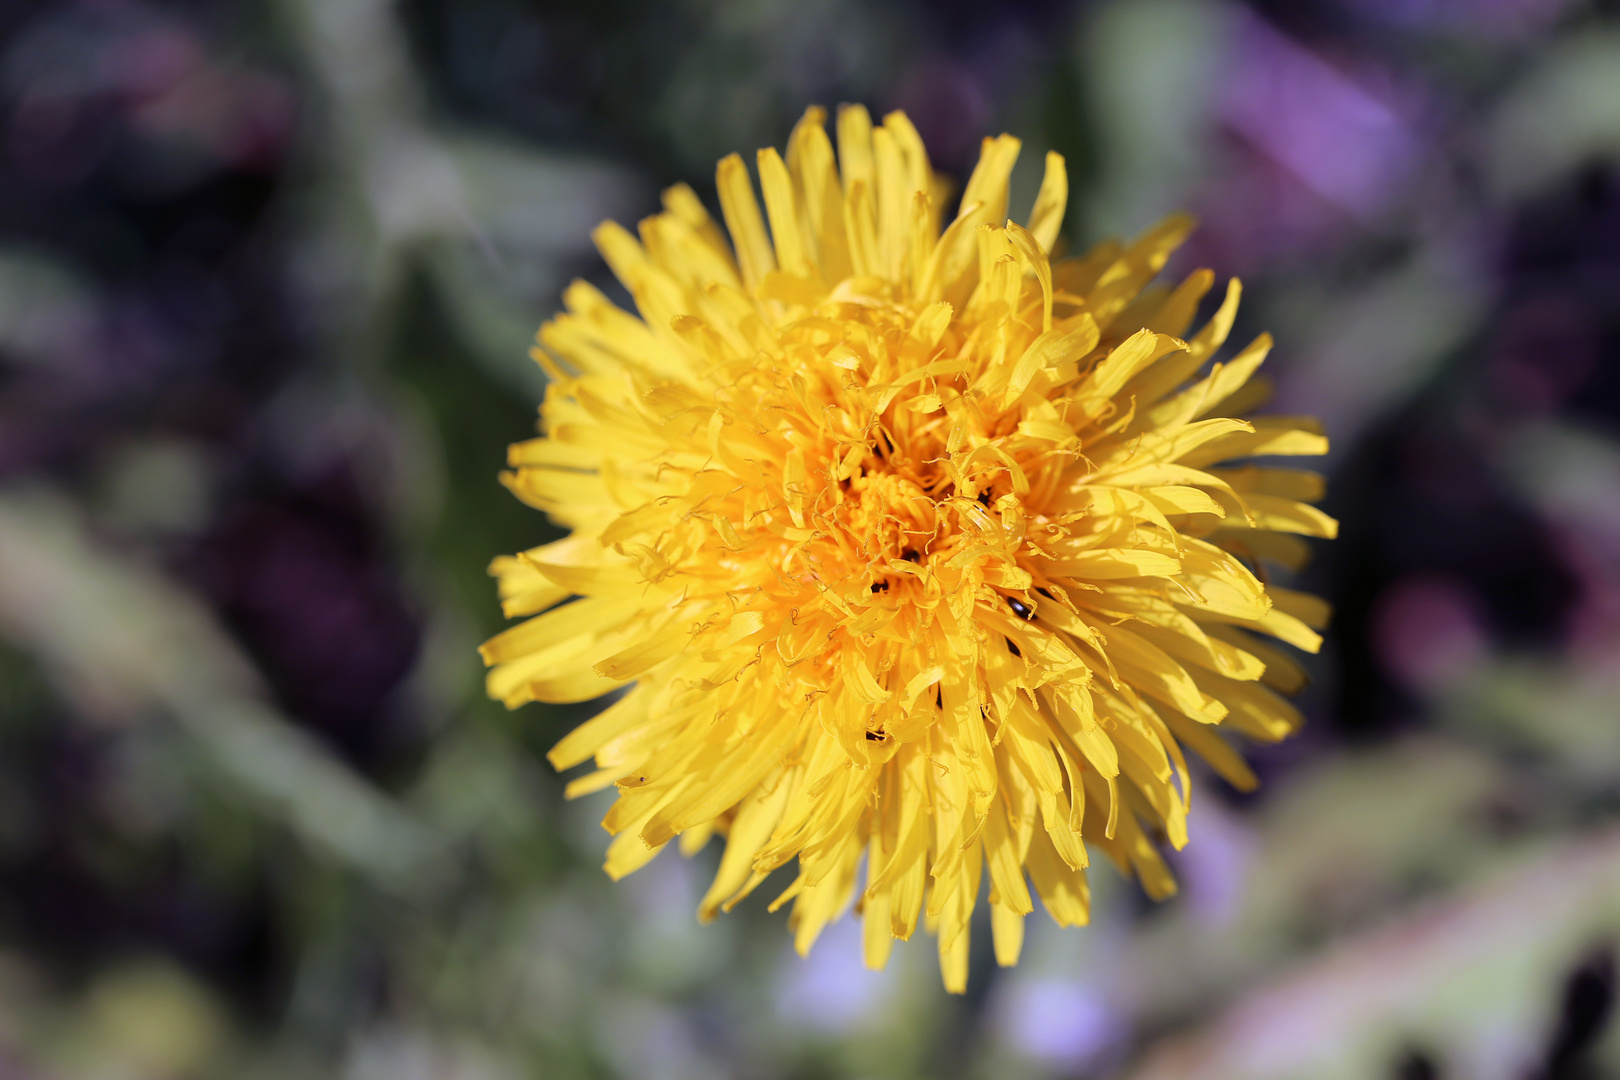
[644, 284, 1079, 714]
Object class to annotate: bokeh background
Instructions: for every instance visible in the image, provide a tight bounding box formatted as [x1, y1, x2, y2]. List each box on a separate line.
[0, 0, 1617, 1077]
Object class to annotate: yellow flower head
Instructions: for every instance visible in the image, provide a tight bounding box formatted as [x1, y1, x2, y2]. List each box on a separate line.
[483, 106, 1333, 991]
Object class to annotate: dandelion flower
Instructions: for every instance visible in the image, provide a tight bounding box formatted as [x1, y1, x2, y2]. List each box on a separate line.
[482, 106, 1334, 991]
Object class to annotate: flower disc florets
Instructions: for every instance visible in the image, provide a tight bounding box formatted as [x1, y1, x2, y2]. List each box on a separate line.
[483, 106, 1334, 990]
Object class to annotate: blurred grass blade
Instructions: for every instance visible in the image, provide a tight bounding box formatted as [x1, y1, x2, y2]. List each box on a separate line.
[0, 488, 447, 892]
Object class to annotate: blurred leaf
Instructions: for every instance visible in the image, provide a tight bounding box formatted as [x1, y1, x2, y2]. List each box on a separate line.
[1491, 28, 1620, 199]
[1126, 827, 1620, 1080]
[0, 489, 449, 894]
